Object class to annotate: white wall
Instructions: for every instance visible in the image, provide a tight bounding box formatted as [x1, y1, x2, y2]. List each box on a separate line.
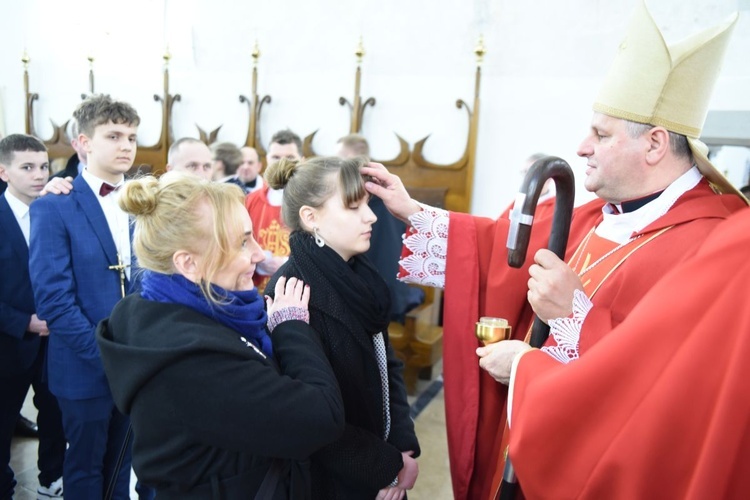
[1, 0, 748, 216]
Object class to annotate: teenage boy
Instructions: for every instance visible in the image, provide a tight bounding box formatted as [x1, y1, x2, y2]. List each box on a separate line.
[0, 134, 66, 499]
[29, 94, 143, 499]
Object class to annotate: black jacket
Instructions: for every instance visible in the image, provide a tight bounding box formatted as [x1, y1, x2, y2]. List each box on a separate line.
[51, 153, 81, 179]
[268, 255, 420, 500]
[96, 294, 345, 499]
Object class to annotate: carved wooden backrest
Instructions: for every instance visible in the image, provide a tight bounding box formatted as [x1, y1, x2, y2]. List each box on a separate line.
[405, 187, 449, 210]
[22, 39, 484, 195]
[23, 52, 177, 175]
[303, 38, 484, 215]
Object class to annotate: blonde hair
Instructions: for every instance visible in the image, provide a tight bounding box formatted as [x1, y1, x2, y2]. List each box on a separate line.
[264, 155, 369, 231]
[119, 172, 246, 303]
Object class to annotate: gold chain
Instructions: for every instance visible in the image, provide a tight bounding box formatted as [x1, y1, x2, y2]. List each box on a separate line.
[573, 228, 643, 278]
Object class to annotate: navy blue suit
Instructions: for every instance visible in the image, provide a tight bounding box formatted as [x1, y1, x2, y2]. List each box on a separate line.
[29, 175, 139, 499]
[0, 194, 65, 498]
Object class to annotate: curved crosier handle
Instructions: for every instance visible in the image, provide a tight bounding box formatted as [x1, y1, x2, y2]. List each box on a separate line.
[507, 156, 575, 271]
[507, 156, 575, 347]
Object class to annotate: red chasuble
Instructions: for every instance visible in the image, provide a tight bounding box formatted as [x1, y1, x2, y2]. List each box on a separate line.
[245, 185, 290, 292]
[442, 179, 745, 499]
[509, 207, 750, 499]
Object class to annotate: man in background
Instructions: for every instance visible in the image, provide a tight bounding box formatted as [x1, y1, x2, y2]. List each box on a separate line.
[245, 129, 302, 291]
[165, 138, 214, 181]
[229, 146, 264, 194]
[498, 152, 557, 221]
[210, 141, 243, 182]
[52, 118, 88, 180]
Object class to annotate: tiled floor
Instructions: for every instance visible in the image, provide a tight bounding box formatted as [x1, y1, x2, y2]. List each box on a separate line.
[10, 368, 452, 499]
[408, 380, 453, 500]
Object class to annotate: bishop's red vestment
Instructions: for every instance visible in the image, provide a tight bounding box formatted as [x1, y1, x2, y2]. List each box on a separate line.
[508, 206, 750, 499]
[440, 179, 745, 499]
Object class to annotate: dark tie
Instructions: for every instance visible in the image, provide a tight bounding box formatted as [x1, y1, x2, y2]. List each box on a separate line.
[99, 183, 117, 197]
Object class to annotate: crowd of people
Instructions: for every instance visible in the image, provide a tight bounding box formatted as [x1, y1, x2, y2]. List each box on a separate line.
[2, 98, 421, 498]
[2, 2, 750, 499]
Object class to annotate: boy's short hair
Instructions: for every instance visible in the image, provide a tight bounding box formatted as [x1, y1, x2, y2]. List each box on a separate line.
[73, 94, 140, 137]
[210, 142, 243, 176]
[0, 134, 47, 165]
[269, 129, 302, 155]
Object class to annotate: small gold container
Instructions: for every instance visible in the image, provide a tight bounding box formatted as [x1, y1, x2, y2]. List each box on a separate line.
[475, 317, 511, 345]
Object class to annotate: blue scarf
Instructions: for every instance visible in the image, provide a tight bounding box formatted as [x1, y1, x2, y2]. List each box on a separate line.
[140, 271, 272, 357]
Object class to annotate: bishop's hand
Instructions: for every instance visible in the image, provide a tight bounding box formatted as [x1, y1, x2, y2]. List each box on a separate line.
[361, 162, 421, 224]
[477, 340, 532, 385]
[527, 248, 583, 322]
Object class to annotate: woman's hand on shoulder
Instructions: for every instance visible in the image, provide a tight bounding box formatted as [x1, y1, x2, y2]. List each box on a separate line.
[265, 277, 311, 332]
[266, 276, 310, 314]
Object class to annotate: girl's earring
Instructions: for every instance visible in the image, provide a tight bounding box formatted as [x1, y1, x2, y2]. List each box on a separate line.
[313, 227, 325, 248]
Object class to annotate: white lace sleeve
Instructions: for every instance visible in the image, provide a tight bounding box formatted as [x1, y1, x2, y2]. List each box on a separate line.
[540, 289, 592, 364]
[399, 205, 449, 288]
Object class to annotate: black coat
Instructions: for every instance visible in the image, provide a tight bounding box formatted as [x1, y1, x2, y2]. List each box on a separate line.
[268, 251, 420, 500]
[96, 294, 345, 499]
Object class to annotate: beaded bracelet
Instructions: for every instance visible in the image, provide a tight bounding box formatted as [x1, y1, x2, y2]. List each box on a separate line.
[268, 306, 310, 333]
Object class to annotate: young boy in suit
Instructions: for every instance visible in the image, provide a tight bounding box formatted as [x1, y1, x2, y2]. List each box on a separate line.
[0, 134, 66, 499]
[29, 94, 143, 499]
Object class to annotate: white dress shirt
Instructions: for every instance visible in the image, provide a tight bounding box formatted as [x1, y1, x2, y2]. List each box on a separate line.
[5, 190, 31, 246]
[81, 169, 131, 280]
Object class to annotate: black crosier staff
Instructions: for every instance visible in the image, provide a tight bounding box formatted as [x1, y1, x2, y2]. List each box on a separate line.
[498, 156, 575, 499]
